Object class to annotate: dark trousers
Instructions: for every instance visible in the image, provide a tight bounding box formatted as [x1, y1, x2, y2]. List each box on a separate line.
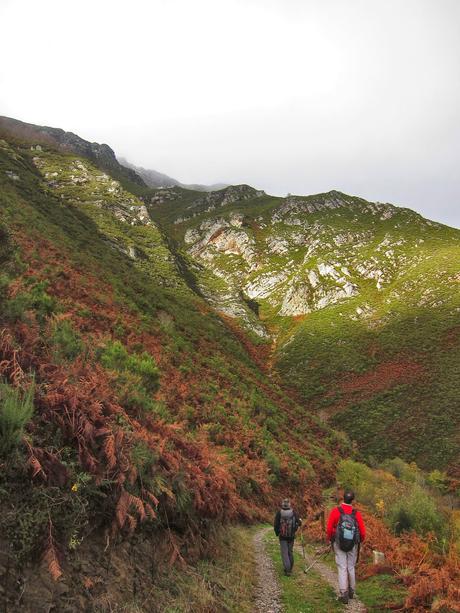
[280, 539, 294, 572]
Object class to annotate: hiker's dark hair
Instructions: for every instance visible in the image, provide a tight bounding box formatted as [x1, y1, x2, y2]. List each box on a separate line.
[343, 490, 355, 504]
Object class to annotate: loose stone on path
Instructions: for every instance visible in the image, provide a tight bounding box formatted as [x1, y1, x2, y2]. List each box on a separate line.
[253, 528, 282, 613]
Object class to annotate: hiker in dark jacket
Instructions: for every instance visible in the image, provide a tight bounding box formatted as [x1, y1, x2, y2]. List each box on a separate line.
[326, 490, 366, 604]
[274, 498, 302, 575]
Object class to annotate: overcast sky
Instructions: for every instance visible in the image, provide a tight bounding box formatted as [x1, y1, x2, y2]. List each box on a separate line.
[1, 0, 459, 227]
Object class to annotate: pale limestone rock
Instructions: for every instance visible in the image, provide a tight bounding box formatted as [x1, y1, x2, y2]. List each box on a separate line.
[266, 236, 289, 255]
[245, 271, 289, 299]
[184, 228, 200, 244]
[279, 282, 312, 316]
[317, 262, 341, 280]
[308, 270, 319, 288]
[229, 213, 244, 227]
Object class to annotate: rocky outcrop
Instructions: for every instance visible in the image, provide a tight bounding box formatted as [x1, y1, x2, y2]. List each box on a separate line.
[279, 264, 358, 316]
[185, 184, 265, 215]
[32, 153, 154, 229]
[0, 115, 144, 187]
[186, 218, 257, 266]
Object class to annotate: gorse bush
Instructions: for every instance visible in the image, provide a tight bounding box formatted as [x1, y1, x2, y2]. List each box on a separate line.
[0, 382, 34, 456]
[381, 457, 423, 485]
[0, 223, 19, 309]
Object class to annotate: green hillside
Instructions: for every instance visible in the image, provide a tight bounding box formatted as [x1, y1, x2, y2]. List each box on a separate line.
[1, 120, 459, 610]
[149, 185, 460, 473]
[0, 131, 354, 608]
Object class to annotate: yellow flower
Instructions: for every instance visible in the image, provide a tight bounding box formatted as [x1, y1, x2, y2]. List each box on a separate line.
[376, 499, 385, 515]
[71, 483, 79, 492]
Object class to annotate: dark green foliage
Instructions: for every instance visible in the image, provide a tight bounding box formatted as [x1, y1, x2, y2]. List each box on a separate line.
[3, 280, 57, 323]
[337, 458, 452, 543]
[0, 382, 34, 456]
[389, 487, 446, 538]
[50, 319, 84, 362]
[99, 341, 161, 415]
[100, 340, 159, 393]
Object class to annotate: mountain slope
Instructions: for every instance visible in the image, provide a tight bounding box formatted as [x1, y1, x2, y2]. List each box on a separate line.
[148, 186, 460, 473]
[0, 115, 146, 191]
[0, 126, 350, 609]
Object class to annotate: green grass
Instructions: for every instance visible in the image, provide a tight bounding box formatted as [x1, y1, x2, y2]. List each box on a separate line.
[357, 574, 406, 612]
[299, 540, 407, 613]
[264, 530, 342, 612]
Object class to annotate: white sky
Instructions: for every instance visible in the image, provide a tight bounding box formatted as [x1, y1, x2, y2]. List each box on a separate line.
[1, 0, 459, 227]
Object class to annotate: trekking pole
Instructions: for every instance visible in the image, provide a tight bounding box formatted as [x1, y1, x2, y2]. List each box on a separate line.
[303, 546, 330, 574]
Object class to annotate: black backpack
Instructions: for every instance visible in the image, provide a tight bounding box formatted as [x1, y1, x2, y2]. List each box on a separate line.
[279, 509, 297, 539]
[336, 507, 359, 552]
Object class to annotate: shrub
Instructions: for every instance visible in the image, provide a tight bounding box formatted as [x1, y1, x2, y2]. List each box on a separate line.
[388, 486, 446, 538]
[28, 281, 57, 320]
[380, 457, 423, 485]
[0, 382, 34, 456]
[131, 441, 157, 483]
[99, 341, 160, 414]
[50, 319, 84, 362]
[426, 469, 449, 494]
[336, 459, 378, 506]
[100, 340, 159, 393]
[265, 449, 281, 483]
[3, 281, 56, 323]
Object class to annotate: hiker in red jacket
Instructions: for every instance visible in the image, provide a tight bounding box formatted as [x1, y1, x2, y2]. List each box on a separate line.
[326, 490, 366, 604]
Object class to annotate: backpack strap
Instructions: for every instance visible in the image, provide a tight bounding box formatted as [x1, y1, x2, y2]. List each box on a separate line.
[338, 506, 344, 515]
[351, 509, 357, 517]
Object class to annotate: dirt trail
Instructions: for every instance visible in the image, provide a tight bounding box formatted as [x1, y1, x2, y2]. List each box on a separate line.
[296, 542, 367, 612]
[253, 528, 282, 613]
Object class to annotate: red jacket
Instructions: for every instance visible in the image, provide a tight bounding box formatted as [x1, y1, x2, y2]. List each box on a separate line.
[326, 503, 366, 542]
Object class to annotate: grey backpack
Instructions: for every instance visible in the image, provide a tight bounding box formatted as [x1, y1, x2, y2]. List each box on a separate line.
[279, 509, 296, 539]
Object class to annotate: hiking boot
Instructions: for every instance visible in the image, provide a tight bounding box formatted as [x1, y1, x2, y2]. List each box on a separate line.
[338, 592, 349, 604]
[348, 588, 354, 600]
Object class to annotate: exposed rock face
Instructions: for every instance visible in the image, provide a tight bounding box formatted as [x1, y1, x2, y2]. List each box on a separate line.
[187, 218, 257, 266]
[0, 115, 144, 187]
[184, 184, 265, 219]
[158, 187, 454, 338]
[27, 148, 197, 292]
[245, 271, 290, 300]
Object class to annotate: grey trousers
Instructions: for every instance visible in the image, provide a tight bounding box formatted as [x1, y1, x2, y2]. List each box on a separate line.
[280, 539, 294, 572]
[333, 543, 358, 593]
